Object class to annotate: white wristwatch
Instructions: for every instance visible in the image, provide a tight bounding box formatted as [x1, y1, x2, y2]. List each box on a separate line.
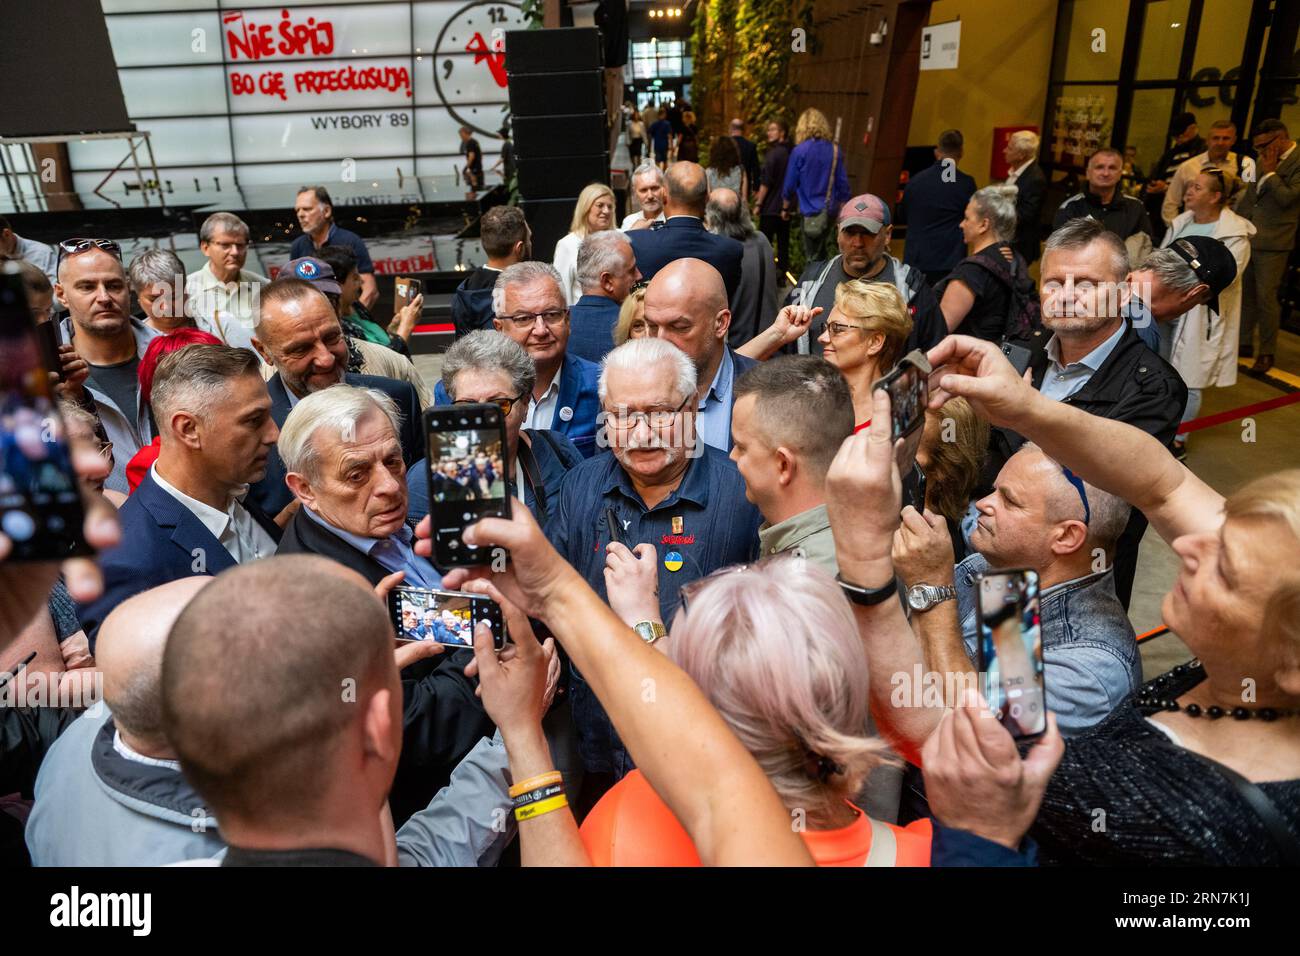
[906, 583, 956, 612]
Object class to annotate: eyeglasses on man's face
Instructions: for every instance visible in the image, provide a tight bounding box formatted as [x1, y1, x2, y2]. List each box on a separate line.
[498, 308, 568, 330]
[454, 392, 527, 416]
[605, 393, 692, 431]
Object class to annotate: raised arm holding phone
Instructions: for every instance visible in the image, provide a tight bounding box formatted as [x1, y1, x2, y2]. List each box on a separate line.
[910, 334, 1300, 865]
[418, 506, 815, 867]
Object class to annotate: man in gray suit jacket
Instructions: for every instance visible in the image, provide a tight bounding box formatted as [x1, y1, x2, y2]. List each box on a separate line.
[1236, 119, 1300, 373]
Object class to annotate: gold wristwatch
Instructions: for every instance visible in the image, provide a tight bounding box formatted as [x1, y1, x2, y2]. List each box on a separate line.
[633, 621, 667, 645]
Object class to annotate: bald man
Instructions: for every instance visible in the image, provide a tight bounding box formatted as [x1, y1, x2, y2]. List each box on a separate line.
[642, 257, 758, 451]
[27, 577, 226, 865]
[160, 554, 533, 866]
[626, 161, 744, 304]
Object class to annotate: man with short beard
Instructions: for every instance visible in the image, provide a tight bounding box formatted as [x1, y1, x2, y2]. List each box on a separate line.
[544, 337, 761, 788]
[987, 218, 1186, 608]
[620, 164, 667, 231]
[246, 277, 425, 516]
[56, 241, 160, 493]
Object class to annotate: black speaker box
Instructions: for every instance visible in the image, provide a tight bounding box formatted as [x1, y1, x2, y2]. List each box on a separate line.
[516, 154, 610, 199]
[507, 70, 605, 117]
[521, 197, 580, 258]
[512, 114, 607, 159]
[504, 27, 603, 74]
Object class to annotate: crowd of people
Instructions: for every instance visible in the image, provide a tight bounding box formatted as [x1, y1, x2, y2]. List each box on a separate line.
[1, 103, 1298, 870]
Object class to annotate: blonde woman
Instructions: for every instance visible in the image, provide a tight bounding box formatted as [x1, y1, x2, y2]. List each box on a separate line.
[613, 285, 648, 346]
[782, 107, 850, 260]
[816, 279, 912, 429]
[553, 182, 616, 304]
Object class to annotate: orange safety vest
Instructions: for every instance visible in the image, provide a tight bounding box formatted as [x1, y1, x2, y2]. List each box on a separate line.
[581, 769, 932, 867]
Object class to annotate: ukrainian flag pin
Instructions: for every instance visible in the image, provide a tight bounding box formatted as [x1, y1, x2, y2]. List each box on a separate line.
[664, 550, 683, 572]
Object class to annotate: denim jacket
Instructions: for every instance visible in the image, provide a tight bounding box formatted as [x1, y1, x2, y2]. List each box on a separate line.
[956, 553, 1141, 735]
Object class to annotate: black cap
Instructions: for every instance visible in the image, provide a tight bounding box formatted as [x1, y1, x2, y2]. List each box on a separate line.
[1166, 235, 1237, 316]
[1171, 111, 1198, 136]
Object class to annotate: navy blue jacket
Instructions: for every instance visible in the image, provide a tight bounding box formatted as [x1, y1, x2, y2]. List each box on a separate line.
[248, 371, 426, 517]
[76, 471, 281, 647]
[407, 427, 583, 526]
[900, 160, 977, 274]
[545, 446, 762, 776]
[433, 350, 602, 458]
[450, 266, 499, 339]
[567, 294, 622, 364]
[627, 216, 744, 303]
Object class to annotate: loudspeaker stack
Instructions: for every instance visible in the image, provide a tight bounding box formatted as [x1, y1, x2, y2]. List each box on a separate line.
[505, 27, 609, 259]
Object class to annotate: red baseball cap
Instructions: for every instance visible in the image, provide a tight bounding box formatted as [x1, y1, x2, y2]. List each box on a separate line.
[838, 194, 891, 233]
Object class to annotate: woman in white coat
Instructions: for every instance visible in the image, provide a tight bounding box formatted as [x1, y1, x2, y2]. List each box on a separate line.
[1159, 166, 1255, 458]
[552, 182, 616, 304]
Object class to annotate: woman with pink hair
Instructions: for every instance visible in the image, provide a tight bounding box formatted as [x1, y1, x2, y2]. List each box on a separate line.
[581, 556, 933, 866]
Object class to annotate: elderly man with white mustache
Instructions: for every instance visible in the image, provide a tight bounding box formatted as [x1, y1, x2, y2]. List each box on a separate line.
[542, 337, 762, 800]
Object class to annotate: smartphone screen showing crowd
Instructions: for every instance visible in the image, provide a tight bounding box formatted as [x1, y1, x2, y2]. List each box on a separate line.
[0, 264, 92, 561]
[425, 403, 511, 566]
[976, 569, 1046, 743]
[387, 585, 506, 650]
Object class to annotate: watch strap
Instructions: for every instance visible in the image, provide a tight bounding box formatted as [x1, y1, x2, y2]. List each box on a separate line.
[837, 573, 899, 607]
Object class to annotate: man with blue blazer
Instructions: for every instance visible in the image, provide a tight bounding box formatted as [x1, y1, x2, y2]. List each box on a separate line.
[76, 345, 281, 646]
[642, 257, 758, 452]
[436, 261, 601, 458]
[627, 161, 744, 305]
[567, 230, 641, 363]
[246, 277, 425, 516]
[900, 129, 977, 286]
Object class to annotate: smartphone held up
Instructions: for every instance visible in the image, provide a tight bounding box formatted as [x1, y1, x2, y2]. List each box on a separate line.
[424, 403, 511, 567]
[872, 348, 932, 478]
[387, 584, 507, 651]
[0, 263, 93, 561]
[976, 568, 1046, 743]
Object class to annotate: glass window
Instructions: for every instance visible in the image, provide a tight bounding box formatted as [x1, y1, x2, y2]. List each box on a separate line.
[1181, 85, 1240, 138]
[1047, 86, 1117, 173]
[1192, 0, 1253, 78]
[1136, 0, 1192, 81]
[1053, 0, 1128, 83]
[1126, 88, 1179, 174]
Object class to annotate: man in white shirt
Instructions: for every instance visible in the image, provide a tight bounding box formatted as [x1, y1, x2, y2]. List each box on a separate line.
[621, 164, 668, 231]
[75, 344, 281, 643]
[1162, 119, 1256, 224]
[0, 216, 58, 286]
[186, 212, 268, 353]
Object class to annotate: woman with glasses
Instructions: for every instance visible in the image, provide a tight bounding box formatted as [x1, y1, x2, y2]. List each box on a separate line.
[553, 183, 617, 305]
[816, 279, 912, 429]
[1159, 166, 1255, 460]
[407, 330, 582, 526]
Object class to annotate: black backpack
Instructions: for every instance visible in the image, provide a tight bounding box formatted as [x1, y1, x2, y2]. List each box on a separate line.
[951, 247, 1041, 340]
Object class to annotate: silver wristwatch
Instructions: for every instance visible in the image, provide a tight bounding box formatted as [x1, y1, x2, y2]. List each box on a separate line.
[906, 583, 956, 612]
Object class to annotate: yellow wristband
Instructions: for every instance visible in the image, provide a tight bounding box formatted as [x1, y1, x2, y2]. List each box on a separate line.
[509, 771, 562, 799]
[514, 793, 569, 822]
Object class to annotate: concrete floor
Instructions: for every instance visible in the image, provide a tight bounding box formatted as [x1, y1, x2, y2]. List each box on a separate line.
[411, 324, 1299, 682]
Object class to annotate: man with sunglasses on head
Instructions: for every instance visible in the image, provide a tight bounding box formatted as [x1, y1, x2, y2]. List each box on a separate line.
[55, 238, 160, 494]
[1236, 119, 1300, 375]
[435, 262, 601, 458]
[544, 337, 761, 801]
[891, 443, 1139, 735]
